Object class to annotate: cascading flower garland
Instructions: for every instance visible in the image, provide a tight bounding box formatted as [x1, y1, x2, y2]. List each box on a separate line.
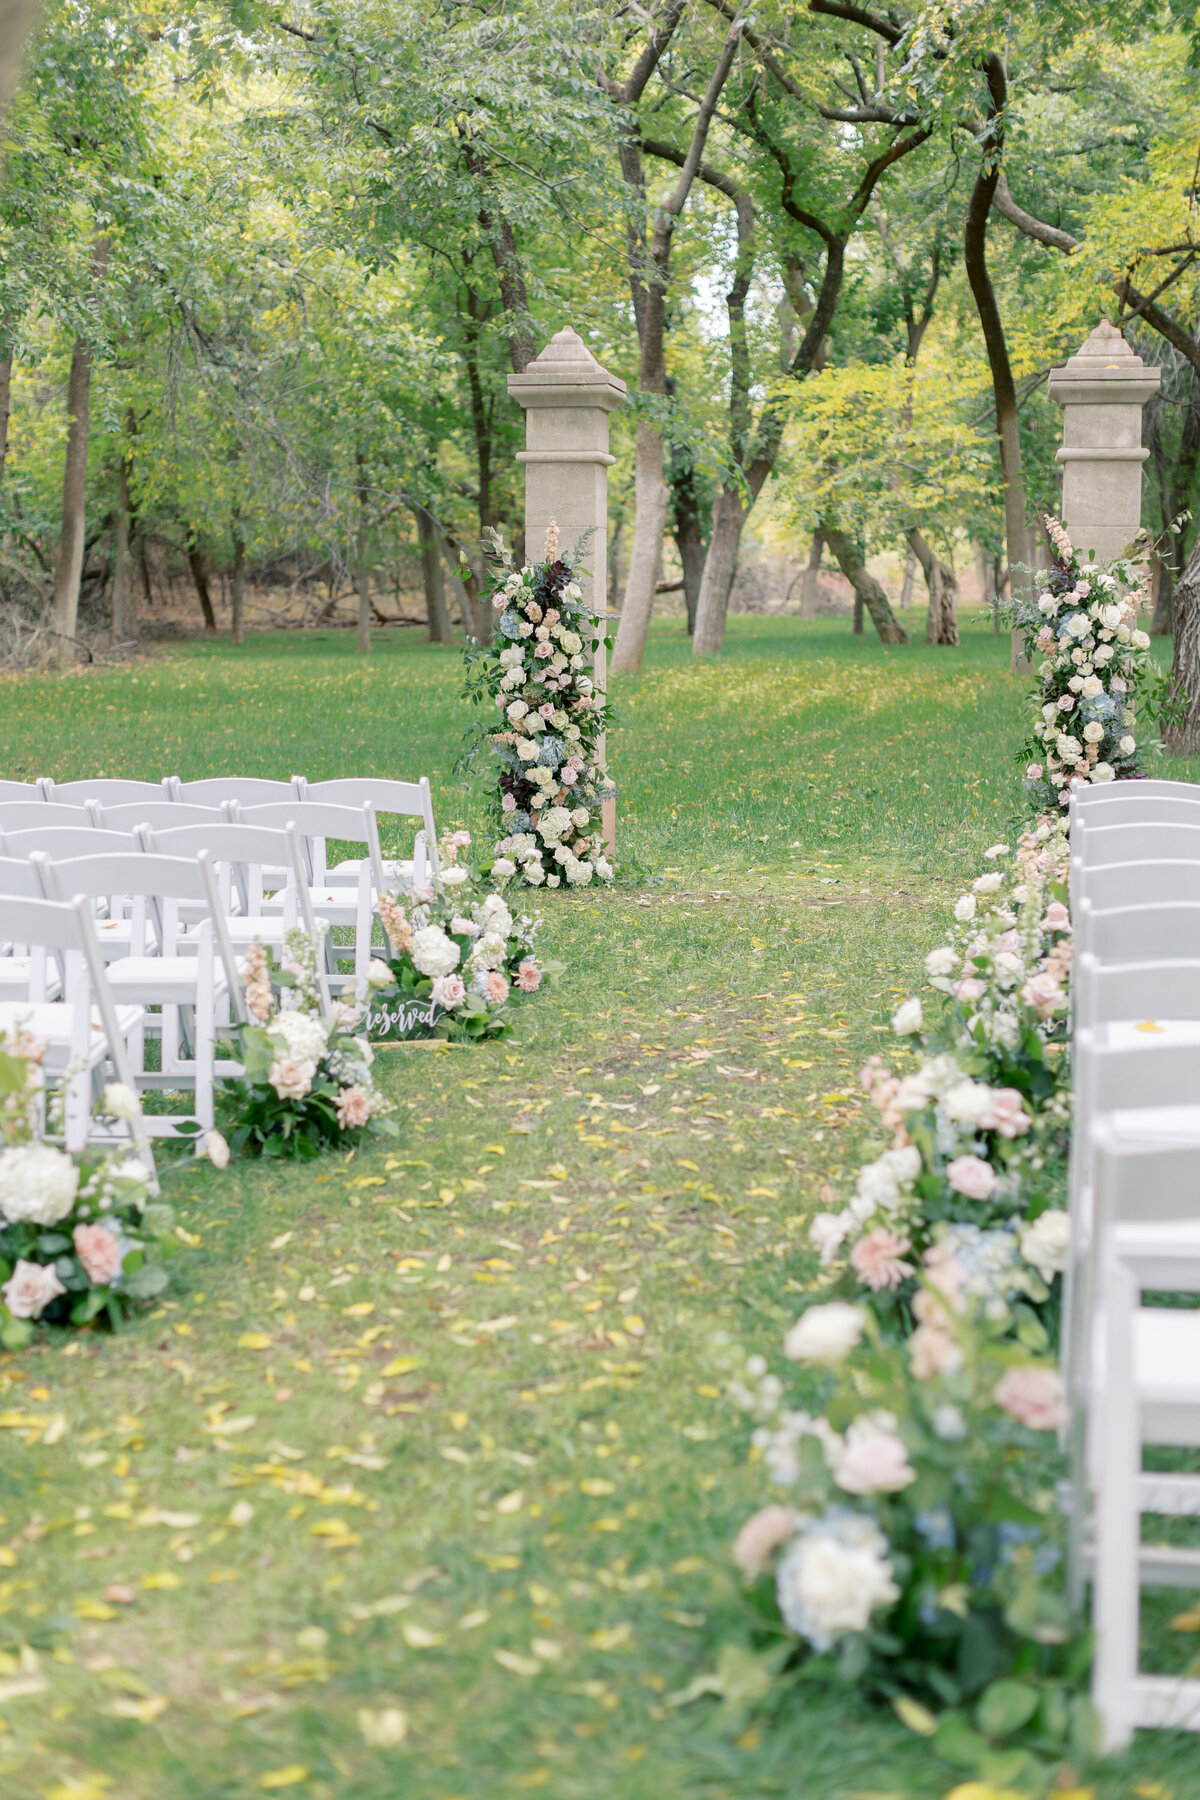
[461, 522, 615, 889]
[1011, 515, 1164, 811]
[715, 825, 1091, 1782]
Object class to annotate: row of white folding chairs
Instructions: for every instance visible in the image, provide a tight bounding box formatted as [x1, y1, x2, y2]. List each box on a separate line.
[0, 828, 326, 1140]
[1066, 780, 1200, 1746]
[0, 773, 441, 885]
[0, 806, 391, 993]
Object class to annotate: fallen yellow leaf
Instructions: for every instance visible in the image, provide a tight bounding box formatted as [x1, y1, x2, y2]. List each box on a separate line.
[140, 1571, 183, 1591]
[344, 1302, 375, 1317]
[258, 1768, 310, 1790]
[495, 1490, 524, 1514]
[238, 1334, 273, 1351]
[111, 1693, 169, 1724]
[380, 1355, 421, 1377]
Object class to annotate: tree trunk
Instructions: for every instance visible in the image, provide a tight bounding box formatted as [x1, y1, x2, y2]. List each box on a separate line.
[909, 526, 959, 646]
[49, 336, 93, 662]
[439, 532, 488, 640]
[1166, 539, 1200, 753]
[690, 486, 747, 658]
[230, 516, 246, 645]
[670, 451, 706, 636]
[612, 422, 669, 670]
[0, 350, 11, 486]
[1151, 551, 1173, 637]
[186, 529, 217, 633]
[963, 60, 1031, 624]
[823, 523, 908, 645]
[415, 504, 451, 644]
[802, 531, 824, 618]
[353, 463, 372, 654]
[853, 590, 864, 634]
[899, 545, 916, 611]
[111, 447, 132, 644]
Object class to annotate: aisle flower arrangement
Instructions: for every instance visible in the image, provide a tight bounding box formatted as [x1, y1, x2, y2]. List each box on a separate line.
[461, 522, 615, 889]
[216, 929, 397, 1160]
[809, 822, 1073, 1334]
[1009, 515, 1164, 811]
[365, 830, 554, 1043]
[0, 1030, 173, 1346]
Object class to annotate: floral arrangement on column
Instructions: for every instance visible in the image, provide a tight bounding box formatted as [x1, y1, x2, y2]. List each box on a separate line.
[365, 829, 553, 1042]
[462, 521, 615, 889]
[1011, 515, 1165, 811]
[0, 1029, 173, 1346]
[709, 821, 1097, 1782]
[216, 928, 397, 1160]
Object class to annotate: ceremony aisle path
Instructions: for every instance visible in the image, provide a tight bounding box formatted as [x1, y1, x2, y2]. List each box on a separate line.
[1, 616, 1197, 1799]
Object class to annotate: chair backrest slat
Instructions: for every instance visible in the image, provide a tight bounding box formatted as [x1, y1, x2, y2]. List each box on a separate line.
[1077, 1027, 1200, 1113]
[1075, 953, 1200, 1029]
[0, 826, 135, 860]
[1078, 898, 1200, 963]
[171, 776, 304, 806]
[300, 776, 439, 878]
[1074, 778, 1200, 808]
[1071, 857, 1200, 912]
[93, 801, 225, 832]
[1075, 818, 1200, 867]
[46, 778, 173, 806]
[0, 780, 45, 804]
[0, 856, 45, 899]
[0, 801, 90, 832]
[237, 800, 386, 892]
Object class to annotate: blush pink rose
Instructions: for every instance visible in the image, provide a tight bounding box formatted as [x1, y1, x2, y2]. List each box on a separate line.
[1021, 972, 1064, 1018]
[732, 1504, 798, 1580]
[993, 1365, 1066, 1432]
[951, 977, 986, 1002]
[908, 1320, 963, 1380]
[431, 973, 467, 1009]
[850, 1228, 914, 1292]
[831, 1417, 917, 1495]
[72, 1223, 123, 1286]
[335, 1086, 371, 1129]
[945, 1154, 997, 1200]
[269, 1058, 316, 1100]
[515, 960, 542, 994]
[2, 1258, 66, 1319]
[483, 970, 510, 1005]
[1041, 901, 1071, 931]
[982, 1087, 1031, 1138]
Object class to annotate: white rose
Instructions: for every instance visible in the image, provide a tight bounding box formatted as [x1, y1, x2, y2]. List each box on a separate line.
[269, 1011, 329, 1064]
[570, 806, 590, 828]
[891, 997, 922, 1036]
[492, 857, 516, 877]
[1041, 702, 1058, 723]
[1093, 643, 1115, 664]
[269, 1057, 317, 1100]
[439, 866, 469, 889]
[411, 926, 461, 979]
[924, 946, 957, 978]
[516, 740, 539, 762]
[366, 958, 394, 990]
[972, 872, 1003, 894]
[506, 700, 529, 722]
[1131, 629, 1150, 649]
[1091, 762, 1116, 783]
[0, 1144, 80, 1226]
[2, 1257, 67, 1319]
[776, 1513, 899, 1650]
[784, 1302, 866, 1363]
[1065, 613, 1090, 639]
[953, 894, 976, 922]
[1080, 676, 1104, 700]
[103, 1082, 141, 1123]
[1082, 721, 1104, 742]
[1118, 736, 1136, 755]
[942, 1079, 994, 1127]
[1020, 1209, 1070, 1280]
[524, 863, 546, 886]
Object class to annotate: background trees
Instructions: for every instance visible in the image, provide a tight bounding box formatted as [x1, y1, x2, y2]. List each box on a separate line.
[0, 0, 1196, 670]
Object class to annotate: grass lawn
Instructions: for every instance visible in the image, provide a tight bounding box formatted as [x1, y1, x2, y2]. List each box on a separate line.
[0, 609, 1197, 1799]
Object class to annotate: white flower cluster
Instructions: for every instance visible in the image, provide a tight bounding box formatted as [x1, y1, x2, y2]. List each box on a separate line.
[1019, 516, 1154, 808]
[484, 549, 615, 889]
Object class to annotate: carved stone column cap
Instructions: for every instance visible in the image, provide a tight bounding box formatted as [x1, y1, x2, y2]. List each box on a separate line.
[507, 326, 627, 412]
[1048, 319, 1162, 407]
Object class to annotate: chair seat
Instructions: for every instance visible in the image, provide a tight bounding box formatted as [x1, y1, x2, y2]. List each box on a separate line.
[0, 956, 62, 1001]
[0, 1000, 144, 1058]
[1099, 1019, 1200, 1052]
[325, 856, 408, 886]
[1135, 1308, 1200, 1442]
[106, 957, 229, 1000]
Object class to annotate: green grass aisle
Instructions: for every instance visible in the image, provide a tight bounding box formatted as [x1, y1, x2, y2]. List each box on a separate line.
[1, 615, 1197, 1799]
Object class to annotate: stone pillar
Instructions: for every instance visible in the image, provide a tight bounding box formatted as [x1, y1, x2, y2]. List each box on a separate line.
[1047, 319, 1160, 561]
[508, 327, 626, 853]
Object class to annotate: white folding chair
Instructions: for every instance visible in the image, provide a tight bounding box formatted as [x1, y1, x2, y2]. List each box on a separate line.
[0, 779, 47, 803]
[1089, 1130, 1200, 1749]
[0, 827, 143, 957]
[1073, 795, 1200, 828]
[1073, 779, 1200, 810]
[0, 857, 59, 998]
[1076, 897, 1200, 962]
[43, 777, 173, 807]
[36, 850, 246, 1137]
[237, 801, 385, 993]
[142, 820, 331, 1011]
[0, 893, 149, 1156]
[1071, 857, 1200, 913]
[298, 776, 440, 887]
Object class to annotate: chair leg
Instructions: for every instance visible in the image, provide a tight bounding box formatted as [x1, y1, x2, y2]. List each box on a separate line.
[1091, 1260, 1140, 1752]
[194, 960, 215, 1132]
